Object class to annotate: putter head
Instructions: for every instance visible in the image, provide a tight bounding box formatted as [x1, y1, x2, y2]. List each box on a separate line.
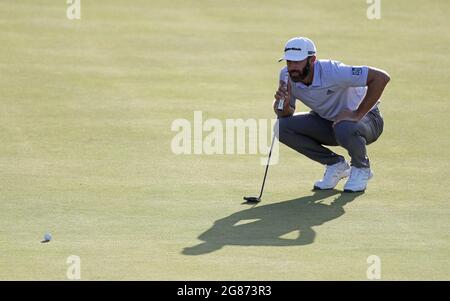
[243, 196, 260, 204]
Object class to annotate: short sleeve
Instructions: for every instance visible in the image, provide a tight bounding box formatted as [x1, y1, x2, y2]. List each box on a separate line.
[329, 61, 369, 87]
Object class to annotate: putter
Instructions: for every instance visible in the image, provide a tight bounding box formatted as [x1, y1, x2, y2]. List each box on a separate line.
[244, 107, 282, 204]
[243, 132, 277, 204]
[244, 80, 287, 204]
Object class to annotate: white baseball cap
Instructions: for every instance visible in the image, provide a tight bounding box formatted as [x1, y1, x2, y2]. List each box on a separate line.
[278, 37, 317, 62]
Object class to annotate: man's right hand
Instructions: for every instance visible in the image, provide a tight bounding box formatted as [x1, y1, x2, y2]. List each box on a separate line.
[274, 80, 290, 102]
[273, 80, 294, 117]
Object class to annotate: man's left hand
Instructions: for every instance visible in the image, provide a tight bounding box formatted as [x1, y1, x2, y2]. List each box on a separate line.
[333, 110, 362, 127]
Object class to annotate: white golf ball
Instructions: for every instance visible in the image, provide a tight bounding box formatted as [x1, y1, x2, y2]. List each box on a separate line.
[44, 233, 52, 242]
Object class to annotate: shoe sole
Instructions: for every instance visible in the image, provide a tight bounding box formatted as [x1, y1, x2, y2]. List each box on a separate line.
[343, 189, 365, 193]
[313, 186, 333, 191]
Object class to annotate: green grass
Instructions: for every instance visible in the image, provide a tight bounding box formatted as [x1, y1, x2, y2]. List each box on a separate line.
[0, 0, 449, 280]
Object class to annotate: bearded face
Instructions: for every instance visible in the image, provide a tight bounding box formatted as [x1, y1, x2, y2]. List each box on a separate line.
[288, 58, 312, 82]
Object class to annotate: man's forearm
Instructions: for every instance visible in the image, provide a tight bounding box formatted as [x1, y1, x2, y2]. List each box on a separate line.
[356, 69, 390, 119]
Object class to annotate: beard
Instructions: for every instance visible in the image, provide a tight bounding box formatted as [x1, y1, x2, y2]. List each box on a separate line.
[289, 59, 311, 82]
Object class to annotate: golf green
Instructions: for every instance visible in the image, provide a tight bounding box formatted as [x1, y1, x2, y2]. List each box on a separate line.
[0, 0, 449, 280]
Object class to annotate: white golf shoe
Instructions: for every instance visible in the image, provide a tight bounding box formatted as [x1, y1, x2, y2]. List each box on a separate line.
[343, 166, 374, 192]
[313, 160, 351, 190]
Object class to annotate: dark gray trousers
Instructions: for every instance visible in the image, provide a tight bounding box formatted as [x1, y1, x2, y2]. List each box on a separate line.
[276, 107, 384, 168]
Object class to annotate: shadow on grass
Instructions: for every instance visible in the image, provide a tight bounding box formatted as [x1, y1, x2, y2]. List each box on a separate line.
[182, 190, 363, 255]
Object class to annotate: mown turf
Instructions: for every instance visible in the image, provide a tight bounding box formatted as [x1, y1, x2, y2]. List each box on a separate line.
[0, 0, 449, 280]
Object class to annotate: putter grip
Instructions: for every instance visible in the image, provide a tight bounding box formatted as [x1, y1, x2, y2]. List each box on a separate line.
[277, 75, 289, 112]
[277, 98, 285, 111]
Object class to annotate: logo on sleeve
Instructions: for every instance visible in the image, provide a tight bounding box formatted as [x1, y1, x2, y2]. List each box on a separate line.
[326, 89, 335, 95]
[352, 67, 362, 76]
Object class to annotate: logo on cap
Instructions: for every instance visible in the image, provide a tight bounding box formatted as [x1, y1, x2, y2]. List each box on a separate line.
[285, 47, 302, 52]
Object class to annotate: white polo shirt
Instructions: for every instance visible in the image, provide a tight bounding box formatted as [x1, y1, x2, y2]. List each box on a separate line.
[279, 59, 376, 121]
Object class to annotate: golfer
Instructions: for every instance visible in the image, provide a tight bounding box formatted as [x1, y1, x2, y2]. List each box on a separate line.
[274, 37, 390, 192]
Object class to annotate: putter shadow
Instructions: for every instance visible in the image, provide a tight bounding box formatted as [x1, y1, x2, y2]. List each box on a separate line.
[182, 190, 363, 255]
